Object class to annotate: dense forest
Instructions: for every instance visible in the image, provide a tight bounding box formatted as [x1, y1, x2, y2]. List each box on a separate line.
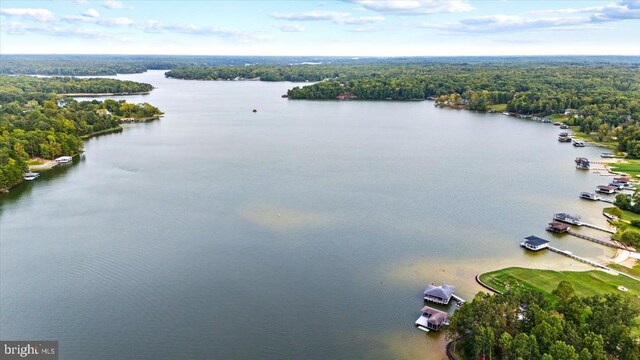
[449, 282, 640, 360]
[0, 76, 162, 191]
[168, 62, 640, 157]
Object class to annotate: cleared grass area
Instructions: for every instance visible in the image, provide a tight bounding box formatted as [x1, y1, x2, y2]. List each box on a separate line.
[479, 267, 640, 299]
[604, 207, 640, 223]
[26, 159, 45, 166]
[488, 103, 507, 112]
[610, 160, 640, 178]
[610, 263, 640, 279]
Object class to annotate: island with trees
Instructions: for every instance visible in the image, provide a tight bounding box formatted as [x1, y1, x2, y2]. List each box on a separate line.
[0, 75, 162, 192]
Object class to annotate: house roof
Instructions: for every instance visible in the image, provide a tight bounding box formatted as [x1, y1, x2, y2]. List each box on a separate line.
[524, 235, 549, 247]
[424, 284, 455, 300]
[548, 221, 570, 230]
[421, 306, 448, 325]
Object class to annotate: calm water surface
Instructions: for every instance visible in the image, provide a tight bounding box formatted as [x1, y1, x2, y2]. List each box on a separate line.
[0, 71, 616, 359]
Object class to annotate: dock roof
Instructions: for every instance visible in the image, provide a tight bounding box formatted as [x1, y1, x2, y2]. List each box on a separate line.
[524, 235, 549, 247]
[424, 284, 455, 300]
[420, 306, 448, 325]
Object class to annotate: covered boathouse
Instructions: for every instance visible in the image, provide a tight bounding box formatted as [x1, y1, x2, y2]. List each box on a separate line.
[424, 284, 455, 305]
[521, 236, 550, 251]
[415, 306, 449, 332]
[547, 221, 570, 233]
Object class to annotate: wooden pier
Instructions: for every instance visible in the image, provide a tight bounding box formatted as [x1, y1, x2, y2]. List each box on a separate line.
[566, 230, 628, 250]
[548, 246, 640, 282]
[579, 222, 616, 234]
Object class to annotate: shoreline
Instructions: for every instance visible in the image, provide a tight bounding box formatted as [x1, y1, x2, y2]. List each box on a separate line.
[66, 91, 151, 97]
[2, 115, 162, 194]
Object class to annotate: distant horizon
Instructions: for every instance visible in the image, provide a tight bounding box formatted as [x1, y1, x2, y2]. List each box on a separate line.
[2, 53, 640, 58]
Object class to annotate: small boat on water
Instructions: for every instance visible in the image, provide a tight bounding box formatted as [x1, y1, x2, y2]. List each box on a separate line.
[560, 124, 569, 129]
[572, 139, 586, 147]
[23, 172, 40, 181]
[55, 156, 72, 163]
[558, 136, 572, 143]
[502, 112, 510, 116]
[553, 213, 582, 225]
[601, 153, 615, 158]
[553, 122, 562, 126]
[575, 157, 590, 170]
[580, 192, 599, 201]
[541, 118, 552, 123]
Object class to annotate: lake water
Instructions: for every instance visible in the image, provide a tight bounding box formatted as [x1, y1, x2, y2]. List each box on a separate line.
[0, 70, 617, 359]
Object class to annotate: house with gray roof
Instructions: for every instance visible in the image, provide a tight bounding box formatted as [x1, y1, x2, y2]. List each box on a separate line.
[423, 284, 455, 305]
[415, 306, 449, 332]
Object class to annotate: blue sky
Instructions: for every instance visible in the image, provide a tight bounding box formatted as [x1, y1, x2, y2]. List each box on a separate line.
[0, 0, 639, 55]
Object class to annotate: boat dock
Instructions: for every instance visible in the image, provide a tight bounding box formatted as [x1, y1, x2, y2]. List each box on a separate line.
[451, 294, 466, 304]
[553, 213, 616, 234]
[579, 222, 616, 234]
[566, 230, 628, 250]
[548, 246, 640, 282]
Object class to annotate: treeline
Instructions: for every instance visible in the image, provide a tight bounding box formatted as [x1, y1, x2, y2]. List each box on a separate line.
[169, 62, 640, 157]
[448, 282, 640, 360]
[0, 75, 154, 103]
[0, 76, 162, 191]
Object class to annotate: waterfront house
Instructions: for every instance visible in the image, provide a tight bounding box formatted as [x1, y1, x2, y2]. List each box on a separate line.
[614, 177, 630, 184]
[55, 156, 72, 164]
[596, 185, 617, 194]
[415, 306, 449, 332]
[423, 284, 455, 305]
[553, 213, 581, 225]
[521, 236, 549, 251]
[336, 93, 357, 100]
[547, 221, 570, 233]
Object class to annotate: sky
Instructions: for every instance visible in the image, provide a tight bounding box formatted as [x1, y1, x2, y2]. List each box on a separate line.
[0, 0, 639, 56]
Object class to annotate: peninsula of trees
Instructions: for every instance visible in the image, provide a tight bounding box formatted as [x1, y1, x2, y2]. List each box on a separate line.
[0, 75, 162, 192]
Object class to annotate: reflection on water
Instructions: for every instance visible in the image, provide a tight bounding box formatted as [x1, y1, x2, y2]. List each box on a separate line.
[0, 70, 620, 360]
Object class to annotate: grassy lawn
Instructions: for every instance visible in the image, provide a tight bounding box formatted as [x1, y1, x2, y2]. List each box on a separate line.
[479, 267, 640, 299]
[609, 263, 640, 279]
[26, 159, 45, 165]
[488, 103, 507, 112]
[609, 159, 640, 178]
[604, 207, 640, 223]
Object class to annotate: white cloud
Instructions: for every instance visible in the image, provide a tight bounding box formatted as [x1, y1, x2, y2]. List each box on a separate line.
[64, 15, 135, 27]
[276, 24, 305, 32]
[270, 11, 384, 25]
[0, 21, 108, 38]
[140, 19, 269, 42]
[346, 0, 473, 15]
[0, 8, 54, 22]
[430, 15, 590, 33]
[428, 0, 640, 33]
[104, 0, 125, 10]
[82, 8, 100, 18]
